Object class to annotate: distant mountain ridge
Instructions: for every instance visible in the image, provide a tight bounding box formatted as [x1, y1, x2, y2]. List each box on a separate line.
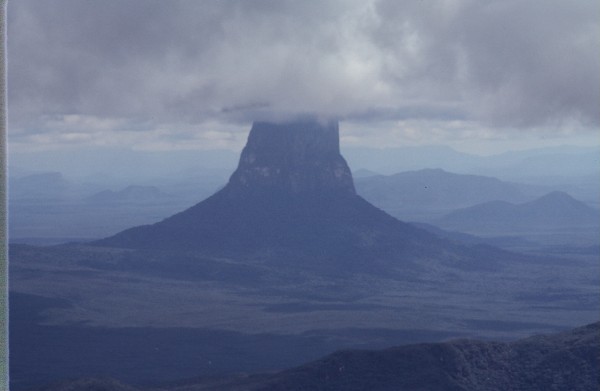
[354, 168, 535, 221]
[85, 185, 172, 204]
[437, 191, 600, 233]
[343, 145, 600, 179]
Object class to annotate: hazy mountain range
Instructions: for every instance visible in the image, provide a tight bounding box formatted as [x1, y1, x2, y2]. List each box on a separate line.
[8, 165, 598, 249]
[354, 168, 538, 221]
[10, 143, 599, 199]
[85, 185, 174, 205]
[437, 191, 600, 233]
[344, 145, 600, 182]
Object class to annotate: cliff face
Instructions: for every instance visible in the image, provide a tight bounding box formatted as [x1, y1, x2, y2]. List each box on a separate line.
[226, 119, 355, 198]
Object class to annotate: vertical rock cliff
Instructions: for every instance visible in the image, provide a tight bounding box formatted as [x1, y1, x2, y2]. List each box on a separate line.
[226, 119, 355, 198]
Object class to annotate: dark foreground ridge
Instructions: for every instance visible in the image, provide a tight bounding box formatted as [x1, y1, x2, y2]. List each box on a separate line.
[93, 119, 461, 269]
[31, 322, 600, 391]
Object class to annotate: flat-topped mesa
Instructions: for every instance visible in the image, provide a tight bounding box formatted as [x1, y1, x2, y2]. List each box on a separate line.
[93, 118, 445, 257]
[225, 119, 356, 198]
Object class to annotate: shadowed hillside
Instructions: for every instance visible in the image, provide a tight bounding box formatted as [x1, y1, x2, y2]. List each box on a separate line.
[30, 322, 600, 391]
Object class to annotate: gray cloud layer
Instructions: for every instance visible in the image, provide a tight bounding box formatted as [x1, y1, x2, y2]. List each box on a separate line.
[7, 0, 600, 142]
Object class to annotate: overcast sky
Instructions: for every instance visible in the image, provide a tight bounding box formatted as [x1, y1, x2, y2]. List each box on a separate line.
[7, 0, 600, 154]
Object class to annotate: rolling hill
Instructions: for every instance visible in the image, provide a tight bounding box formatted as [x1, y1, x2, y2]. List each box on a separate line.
[30, 322, 599, 391]
[437, 191, 600, 234]
[354, 168, 536, 221]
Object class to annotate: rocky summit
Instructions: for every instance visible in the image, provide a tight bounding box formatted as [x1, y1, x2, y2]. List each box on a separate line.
[228, 119, 355, 198]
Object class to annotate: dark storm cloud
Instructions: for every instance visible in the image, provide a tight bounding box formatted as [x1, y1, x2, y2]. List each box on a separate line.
[7, 0, 599, 139]
[369, 0, 599, 127]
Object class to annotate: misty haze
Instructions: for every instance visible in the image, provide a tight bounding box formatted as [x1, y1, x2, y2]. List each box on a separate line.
[5, 1, 600, 391]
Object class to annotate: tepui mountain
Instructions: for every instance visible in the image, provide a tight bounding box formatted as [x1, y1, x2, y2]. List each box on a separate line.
[94, 119, 511, 271]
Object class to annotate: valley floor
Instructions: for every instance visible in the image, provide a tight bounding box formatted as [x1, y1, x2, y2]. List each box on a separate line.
[9, 243, 600, 390]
